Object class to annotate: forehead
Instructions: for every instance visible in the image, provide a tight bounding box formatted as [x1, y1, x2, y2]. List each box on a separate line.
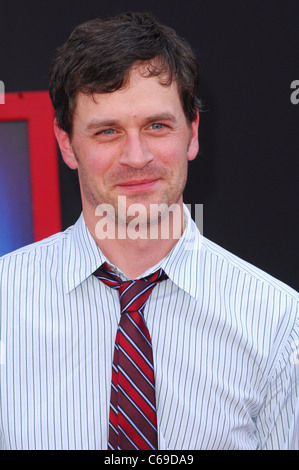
[73, 67, 184, 124]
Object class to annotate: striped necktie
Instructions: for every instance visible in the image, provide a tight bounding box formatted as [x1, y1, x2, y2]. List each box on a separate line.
[94, 262, 168, 450]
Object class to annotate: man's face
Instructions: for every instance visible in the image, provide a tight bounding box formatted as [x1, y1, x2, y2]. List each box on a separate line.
[57, 65, 199, 226]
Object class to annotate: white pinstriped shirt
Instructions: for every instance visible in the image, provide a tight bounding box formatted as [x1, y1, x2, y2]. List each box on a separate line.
[0, 205, 298, 450]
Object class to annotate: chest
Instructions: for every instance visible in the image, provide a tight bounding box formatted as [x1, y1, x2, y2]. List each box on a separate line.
[0, 286, 266, 449]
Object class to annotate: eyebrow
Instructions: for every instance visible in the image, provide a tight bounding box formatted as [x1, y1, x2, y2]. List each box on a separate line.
[143, 113, 178, 125]
[85, 112, 178, 132]
[85, 119, 122, 131]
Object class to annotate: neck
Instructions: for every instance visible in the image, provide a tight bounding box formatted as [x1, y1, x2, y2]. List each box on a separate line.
[84, 202, 184, 279]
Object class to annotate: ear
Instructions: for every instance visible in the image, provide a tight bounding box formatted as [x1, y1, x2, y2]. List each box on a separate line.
[187, 111, 200, 162]
[53, 118, 78, 170]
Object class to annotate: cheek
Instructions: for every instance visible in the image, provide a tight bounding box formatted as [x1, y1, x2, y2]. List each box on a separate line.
[151, 138, 184, 163]
[77, 144, 116, 176]
[157, 141, 188, 169]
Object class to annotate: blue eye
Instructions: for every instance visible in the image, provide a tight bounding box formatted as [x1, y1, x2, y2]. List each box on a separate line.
[102, 129, 115, 134]
[151, 123, 163, 129]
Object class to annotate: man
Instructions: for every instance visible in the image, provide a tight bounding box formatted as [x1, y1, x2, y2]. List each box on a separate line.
[0, 12, 298, 450]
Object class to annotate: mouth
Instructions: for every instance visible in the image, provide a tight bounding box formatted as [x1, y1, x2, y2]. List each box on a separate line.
[116, 178, 160, 192]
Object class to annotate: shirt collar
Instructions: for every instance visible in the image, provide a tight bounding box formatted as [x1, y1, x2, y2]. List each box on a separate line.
[64, 213, 106, 294]
[158, 204, 202, 299]
[65, 205, 202, 299]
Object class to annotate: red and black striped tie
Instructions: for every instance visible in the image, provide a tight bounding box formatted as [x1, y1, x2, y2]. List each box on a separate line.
[94, 262, 168, 450]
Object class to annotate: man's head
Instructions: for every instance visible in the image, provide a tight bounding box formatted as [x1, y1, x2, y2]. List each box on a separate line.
[49, 12, 201, 137]
[50, 12, 200, 231]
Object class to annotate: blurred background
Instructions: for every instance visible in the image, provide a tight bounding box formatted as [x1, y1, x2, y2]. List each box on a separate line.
[0, 0, 298, 289]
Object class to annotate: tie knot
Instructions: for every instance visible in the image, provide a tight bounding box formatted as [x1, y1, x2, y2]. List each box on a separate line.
[93, 262, 168, 313]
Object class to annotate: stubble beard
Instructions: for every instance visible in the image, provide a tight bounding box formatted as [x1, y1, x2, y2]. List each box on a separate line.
[106, 160, 188, 230]
[76, 153, 188, 236]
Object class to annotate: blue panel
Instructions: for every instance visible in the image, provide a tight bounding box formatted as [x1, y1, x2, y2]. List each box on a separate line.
[0, 121, 33, 256]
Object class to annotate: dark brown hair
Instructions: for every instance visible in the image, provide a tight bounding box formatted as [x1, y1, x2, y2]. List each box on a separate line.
[49, 12, 201, 135]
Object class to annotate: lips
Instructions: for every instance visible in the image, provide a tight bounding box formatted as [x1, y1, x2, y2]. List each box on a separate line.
[117, 178, 159, 191]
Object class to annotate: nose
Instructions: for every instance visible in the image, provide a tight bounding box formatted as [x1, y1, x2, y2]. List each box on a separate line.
[119, 132, 154, 169]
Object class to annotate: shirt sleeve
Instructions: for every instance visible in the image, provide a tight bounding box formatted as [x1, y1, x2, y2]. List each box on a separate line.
[255, 305, 299, 450]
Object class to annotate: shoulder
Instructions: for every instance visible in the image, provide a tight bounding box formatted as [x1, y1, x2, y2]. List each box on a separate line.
[0, 226, 73, 277]
[200, 236, 298, 374]
[201, 236, 298, 302]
